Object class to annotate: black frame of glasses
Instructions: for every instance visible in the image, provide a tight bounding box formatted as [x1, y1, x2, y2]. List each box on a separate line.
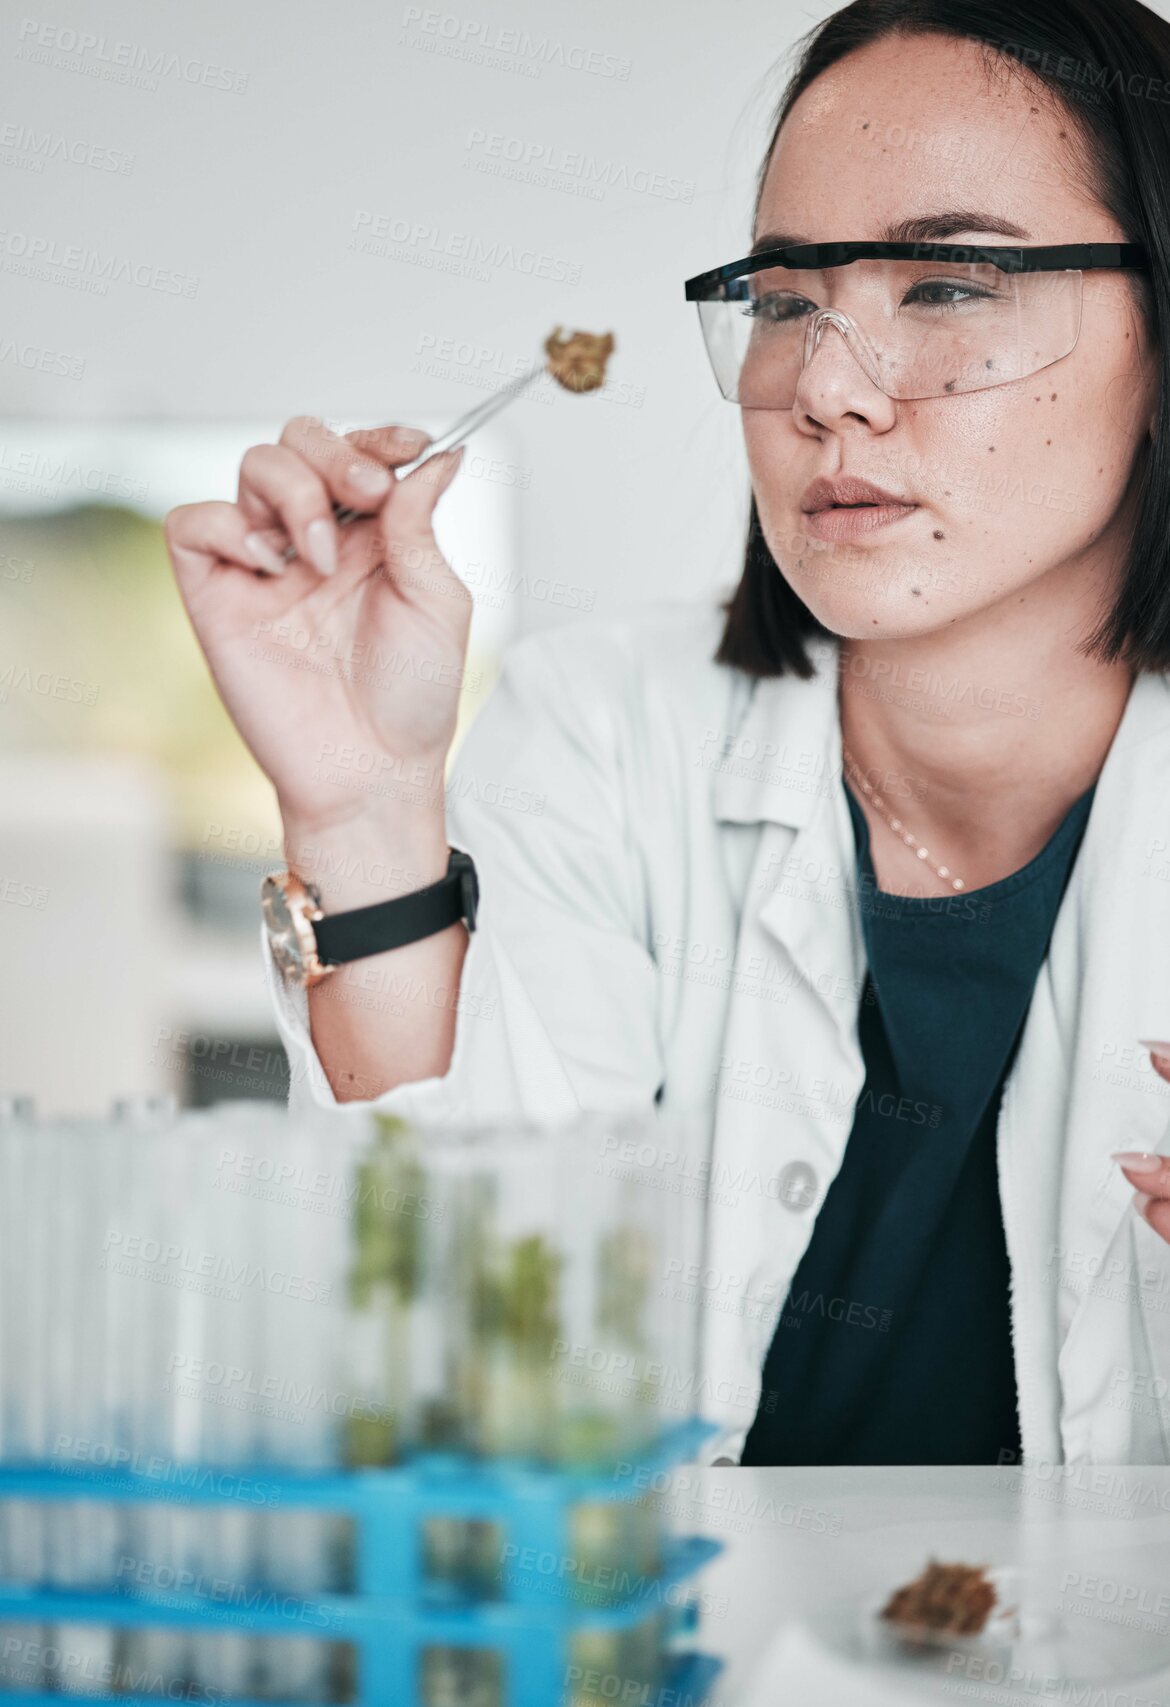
[683, 240, 1151, 300]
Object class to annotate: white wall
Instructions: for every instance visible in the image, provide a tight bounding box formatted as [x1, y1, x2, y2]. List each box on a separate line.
[0, 754, 172, 1113]
[1, 0, 804, 631]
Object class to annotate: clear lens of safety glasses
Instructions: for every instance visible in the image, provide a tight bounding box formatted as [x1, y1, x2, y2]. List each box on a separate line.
[695, 258, 1085, 407]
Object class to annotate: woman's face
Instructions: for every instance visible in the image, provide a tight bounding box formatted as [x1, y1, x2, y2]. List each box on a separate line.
[742, 31, 1160, 642]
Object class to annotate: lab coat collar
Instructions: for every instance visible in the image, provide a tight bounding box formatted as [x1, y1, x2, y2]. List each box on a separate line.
[712, 634, 1170, 834]
[708, 634, 1170, 1155]
[712, 636, 842, 830]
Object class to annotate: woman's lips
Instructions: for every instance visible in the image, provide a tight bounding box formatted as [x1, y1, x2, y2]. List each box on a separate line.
[803, 501, 919, 541]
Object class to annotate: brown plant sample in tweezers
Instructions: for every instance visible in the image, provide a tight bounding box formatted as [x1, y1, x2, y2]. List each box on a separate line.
[880, 1558, 999, 1638]
[544, 327, 616, 392]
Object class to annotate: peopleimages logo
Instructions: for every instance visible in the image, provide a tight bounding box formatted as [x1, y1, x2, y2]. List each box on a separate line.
[463, 129, 692, 202]
[0, 445, 146, 500]
[348, 211, 582, 285]
[100, 1228, 333, 1305]
[15, 20, 249, 93]
[838, 653, 1041, 719]
[0, 228, 198, 296]
[0, 336, 84, 380]
[398, 9, 631, 80]
[0, 122, 135, 173]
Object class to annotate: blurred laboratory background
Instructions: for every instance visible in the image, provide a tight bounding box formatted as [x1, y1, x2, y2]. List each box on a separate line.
[0, 0, 788, 1112]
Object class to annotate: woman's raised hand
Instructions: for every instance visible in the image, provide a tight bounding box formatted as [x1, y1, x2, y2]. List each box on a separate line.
[164, 415, 468, 843]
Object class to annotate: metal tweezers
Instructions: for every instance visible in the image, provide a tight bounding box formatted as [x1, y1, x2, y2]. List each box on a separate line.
[279, 357, 547, 562]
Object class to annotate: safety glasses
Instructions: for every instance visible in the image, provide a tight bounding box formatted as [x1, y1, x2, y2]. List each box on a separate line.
[683, 241, 1151, 406]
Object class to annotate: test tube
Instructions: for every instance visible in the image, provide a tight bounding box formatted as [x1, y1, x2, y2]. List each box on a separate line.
[0, 1097, 49, 1691]
[340, 1113, 431, 1468]
[248, 1102, 347, 1702]
[172, 1104, 249, 1702]
[46, 1110, 125, 1694]
[117, 1095, 202, 1700]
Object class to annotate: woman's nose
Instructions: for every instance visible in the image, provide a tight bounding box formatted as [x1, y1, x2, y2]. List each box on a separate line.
[792, 313, 896, 426]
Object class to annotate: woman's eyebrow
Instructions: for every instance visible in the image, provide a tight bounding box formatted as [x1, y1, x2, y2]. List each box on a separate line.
[750, 210, 1033, 254]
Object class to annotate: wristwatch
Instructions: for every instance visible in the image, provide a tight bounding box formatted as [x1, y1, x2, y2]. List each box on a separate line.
[261, 847, 479, 988]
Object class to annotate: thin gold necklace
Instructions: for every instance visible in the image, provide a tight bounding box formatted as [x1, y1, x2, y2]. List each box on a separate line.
[842, 744, 966, 892]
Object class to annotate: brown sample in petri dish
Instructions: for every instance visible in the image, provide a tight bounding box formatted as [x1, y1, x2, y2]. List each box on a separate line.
[544, 327, 616, 392]
[879, 1558, 998, 1637]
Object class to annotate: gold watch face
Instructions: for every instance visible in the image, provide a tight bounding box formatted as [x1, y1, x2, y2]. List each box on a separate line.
[261, 874, 325, 983]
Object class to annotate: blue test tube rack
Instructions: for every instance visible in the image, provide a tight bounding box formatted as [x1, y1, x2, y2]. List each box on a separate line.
[0, 1415, 724, 1707]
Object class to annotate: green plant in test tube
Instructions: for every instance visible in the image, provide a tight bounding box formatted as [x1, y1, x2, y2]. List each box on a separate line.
[343, 1114, 424, 1465]
[474, 1230, 565, 1460]
[554, 1218, 658, 1469]
[569, 1610, 666, 1707]
[565, 1221, 663, 1604]
[602, 1220, 666, 1439]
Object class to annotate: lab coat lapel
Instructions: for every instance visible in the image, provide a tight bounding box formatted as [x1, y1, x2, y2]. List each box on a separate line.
[1044, 668, 1170, 1462]
[702, 639, 869, 1453]
[711, 634, 866, 1042]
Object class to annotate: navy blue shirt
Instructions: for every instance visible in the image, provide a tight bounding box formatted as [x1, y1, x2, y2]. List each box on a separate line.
[741, 774, 1097, 1465]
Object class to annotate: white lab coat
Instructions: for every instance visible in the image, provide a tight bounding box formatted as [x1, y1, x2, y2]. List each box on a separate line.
[265, 591, 1170, 1467]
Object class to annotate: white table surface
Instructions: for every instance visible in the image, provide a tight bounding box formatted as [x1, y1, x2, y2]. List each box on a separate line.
[671, 1463, 1170, 1705]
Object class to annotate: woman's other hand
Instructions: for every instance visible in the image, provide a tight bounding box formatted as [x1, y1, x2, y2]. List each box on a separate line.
[1113, 1042, 1170, 1241]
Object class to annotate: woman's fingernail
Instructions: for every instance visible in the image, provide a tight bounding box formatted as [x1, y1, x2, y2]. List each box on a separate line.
[397, 428, 431, 453]
[1139, 1039, 1170, 1056]
[305, 517, 337, 577]
[243, 532, 287, 575]
[1132, 1192, 1155, 1217]
[348, 462, 391, 494]
[1111, 1151, 1164, 1175]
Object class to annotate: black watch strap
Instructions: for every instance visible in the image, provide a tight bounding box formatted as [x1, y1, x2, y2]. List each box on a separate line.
[313, 847, 478, 966]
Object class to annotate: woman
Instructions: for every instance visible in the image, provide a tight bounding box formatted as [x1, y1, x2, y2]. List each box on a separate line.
[165, 0, 1170, 1467]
